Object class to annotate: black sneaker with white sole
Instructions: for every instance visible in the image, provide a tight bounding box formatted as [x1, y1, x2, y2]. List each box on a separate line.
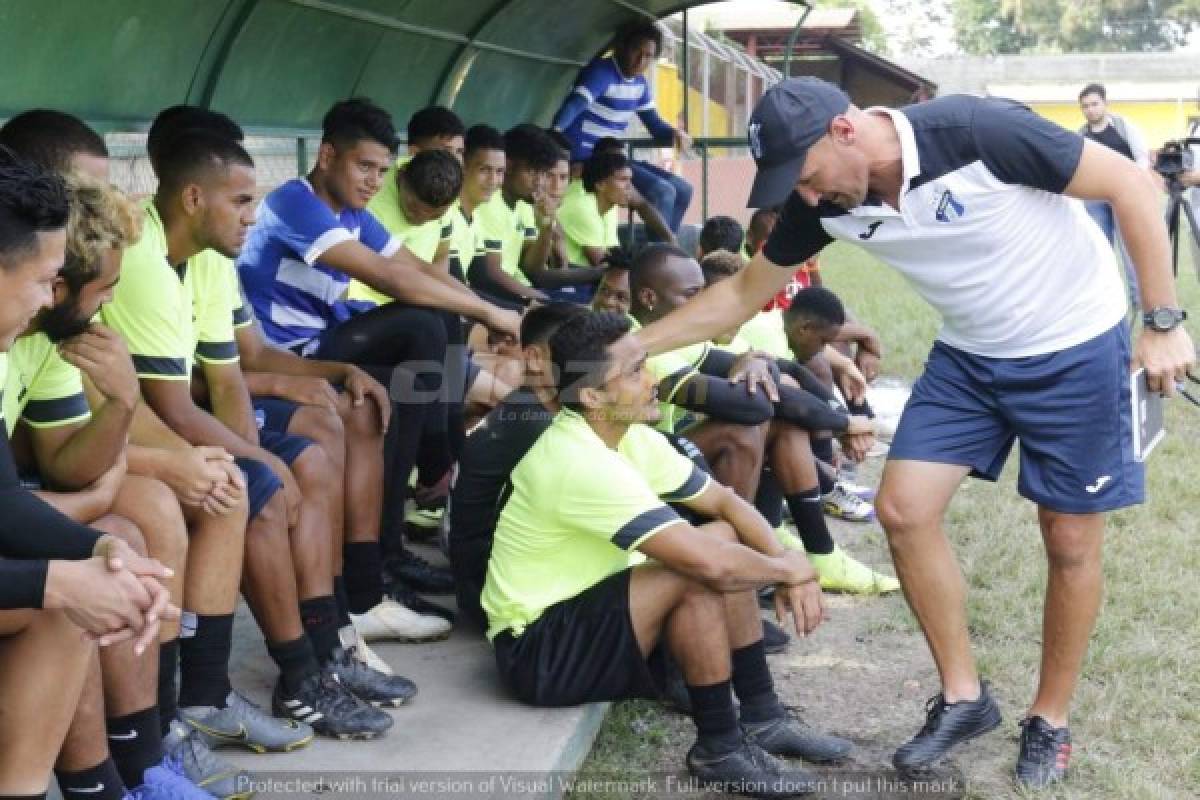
[1015, 716, 1071, 789]
[893, 681, 1002, 775]
[271, 668, 393, 740]
[325, 646, 417, 708]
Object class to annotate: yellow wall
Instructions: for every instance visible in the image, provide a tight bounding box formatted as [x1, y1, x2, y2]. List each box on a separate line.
[654, 61, 731, 137]
[1033, 101, 1195, 150]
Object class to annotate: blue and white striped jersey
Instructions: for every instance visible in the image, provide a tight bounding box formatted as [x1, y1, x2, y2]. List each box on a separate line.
[552, 56, 674, 162]
[236, 179, 400, 350]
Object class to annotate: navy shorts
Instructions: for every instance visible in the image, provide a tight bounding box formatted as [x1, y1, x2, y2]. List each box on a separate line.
[889, 323, 1143, 513]
[234, 430, 313, 519]
[252, 396, 301, 434]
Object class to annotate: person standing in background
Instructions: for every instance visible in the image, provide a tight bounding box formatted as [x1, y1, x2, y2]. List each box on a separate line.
[1078, 83, 1150, 310]
[551, 20, 693, 238]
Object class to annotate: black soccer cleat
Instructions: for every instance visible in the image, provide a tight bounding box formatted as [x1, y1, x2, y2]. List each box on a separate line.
[383, 548, 455, 595]
[687, 739, 819, 798]
[1015, 715, 1071, 789]
[761, 619, 790, 655]
[272, 668, 394, 741]
[893, 681, 1002, 775]
[743, 712, 853, 763]
[325, 646, 418, 708]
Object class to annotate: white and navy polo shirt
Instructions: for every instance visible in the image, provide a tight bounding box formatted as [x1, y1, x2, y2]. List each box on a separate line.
[763, 95, 1126, 359]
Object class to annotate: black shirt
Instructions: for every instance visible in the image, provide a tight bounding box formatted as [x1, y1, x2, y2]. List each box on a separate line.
[447, 388, 554, 610]
[1083, 123, 1134, 162]
[0, 427, 103, 609]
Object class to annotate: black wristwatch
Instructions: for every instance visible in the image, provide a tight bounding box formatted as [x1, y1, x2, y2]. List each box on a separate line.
[1143, 307, 1188, 332]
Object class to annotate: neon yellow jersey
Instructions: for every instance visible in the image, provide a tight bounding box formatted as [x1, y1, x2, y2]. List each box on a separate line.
[348, 158, 454, 307]
[102, 202, 196, 381]
[192, 251, 242, 366]
[736, 310, 791, 360]
[3, 332, 91, 436]
[448, 203, 484, 278]
[556, 179, 618, 266]
[476, 191, 536, 285]
[102, 201, 240, 381]
[482, 409, 710, 639]
[628, 315, 710, 433]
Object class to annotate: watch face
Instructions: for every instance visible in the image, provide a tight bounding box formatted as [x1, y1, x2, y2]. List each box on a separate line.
[1153, 309, 1177, 329]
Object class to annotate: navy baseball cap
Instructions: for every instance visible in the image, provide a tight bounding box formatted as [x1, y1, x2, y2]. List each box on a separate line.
[747, 77, 851, 208]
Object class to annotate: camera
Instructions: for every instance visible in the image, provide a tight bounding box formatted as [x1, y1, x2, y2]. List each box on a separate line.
[1154, 138, 1200, 178]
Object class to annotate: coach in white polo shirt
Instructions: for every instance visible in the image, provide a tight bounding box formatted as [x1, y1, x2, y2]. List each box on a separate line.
[636, 78, 1195, 789]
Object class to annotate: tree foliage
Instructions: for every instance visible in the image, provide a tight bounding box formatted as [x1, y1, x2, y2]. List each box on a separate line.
[952, 0, 1200, 54]
[812, 0, 891, 54]
[877, 0, 954, 57]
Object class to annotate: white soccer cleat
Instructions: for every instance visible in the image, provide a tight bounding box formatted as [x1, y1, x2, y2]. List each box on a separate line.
[822, 483, 876, 522]
[351, 598, 452, 643]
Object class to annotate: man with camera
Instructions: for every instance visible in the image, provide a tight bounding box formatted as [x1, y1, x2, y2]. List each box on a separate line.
[1165, 106, 1200, 275]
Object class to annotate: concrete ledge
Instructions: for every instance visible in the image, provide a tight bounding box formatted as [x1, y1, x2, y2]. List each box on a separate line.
[219, 604, 610, 799]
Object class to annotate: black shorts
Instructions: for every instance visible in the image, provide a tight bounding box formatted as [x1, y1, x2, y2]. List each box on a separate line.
[492, 569, 667, 707]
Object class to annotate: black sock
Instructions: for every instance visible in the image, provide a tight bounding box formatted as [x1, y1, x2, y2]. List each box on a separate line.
[687, 680, 741, 752]
[731, 641, 786, 724]
[106, 706, 164, 789]
[268, 636, 321, 694]
[55, 758, 124, 800]
[178, 613, 233, 708]
[299, 596, 342, 662]
[415, 432, 453, 488]
[157, 638, 179, 735]
[786, 487, 835, 555]
[812, 438, 837, 493]
[382, 397, 427, 539]
[754, 469, 785, 528]
[343, 542, 384, 614]
[333, 575, 352, 627]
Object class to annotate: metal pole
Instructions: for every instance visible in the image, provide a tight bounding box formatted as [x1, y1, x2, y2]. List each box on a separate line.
[782, 1, 813, 79]
[701, 142, 709, 220]
[681, 9, 690, 132]
[296, 137, 308, 176]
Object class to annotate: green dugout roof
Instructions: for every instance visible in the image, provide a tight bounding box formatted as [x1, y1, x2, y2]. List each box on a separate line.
[0, 0, 721, 133]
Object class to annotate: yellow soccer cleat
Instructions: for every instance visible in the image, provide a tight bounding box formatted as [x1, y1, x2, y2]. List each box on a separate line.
[808, 546, 901, 594]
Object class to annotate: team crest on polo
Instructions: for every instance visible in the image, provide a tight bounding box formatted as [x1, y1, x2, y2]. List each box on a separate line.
[935, 189, 965, 222]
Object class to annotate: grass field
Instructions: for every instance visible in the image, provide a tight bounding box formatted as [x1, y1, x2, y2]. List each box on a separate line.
[572, 241, 1200, 799]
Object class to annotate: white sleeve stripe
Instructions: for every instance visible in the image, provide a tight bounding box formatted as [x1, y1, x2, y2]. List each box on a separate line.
[380, 236, 403, 259]
[304, 228, 356, 265]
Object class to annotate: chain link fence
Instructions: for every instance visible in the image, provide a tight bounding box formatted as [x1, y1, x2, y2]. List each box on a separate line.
[106, 131, 760, 235]
[106, 133, 319, 199]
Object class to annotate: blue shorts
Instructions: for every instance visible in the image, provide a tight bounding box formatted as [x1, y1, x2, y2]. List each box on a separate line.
[234, 430, 313, 519]
[889, 324, 1143, 513]
[252, 396, 301, 434]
